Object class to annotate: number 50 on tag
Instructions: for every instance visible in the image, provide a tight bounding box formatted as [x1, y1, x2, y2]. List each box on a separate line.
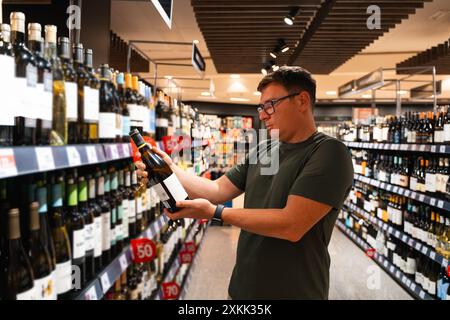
[130, 238, 156, 263]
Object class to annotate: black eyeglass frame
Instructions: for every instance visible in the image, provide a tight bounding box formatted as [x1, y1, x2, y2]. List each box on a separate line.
[257, 92, 301, 116]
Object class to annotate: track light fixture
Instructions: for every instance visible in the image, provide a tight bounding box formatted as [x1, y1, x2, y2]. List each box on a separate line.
[284, 7, 300, 25]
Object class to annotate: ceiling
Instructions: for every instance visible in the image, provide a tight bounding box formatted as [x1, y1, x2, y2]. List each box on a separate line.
[111, 0, 450, 104]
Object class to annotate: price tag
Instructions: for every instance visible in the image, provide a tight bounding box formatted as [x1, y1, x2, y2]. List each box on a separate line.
[421, 246, 428, 255]
[402, 276, 407, 284]
[437, 200, 444, 209]
[66, 146, 81, 167]
[130, 238, 157, 263]
[110, 145, 119, 160]
[418, 194, 425, 202]
[410, 283, 416, 292]
[430, 251, 436, 260]
[179, 250, 193, 264]
[394, 144, 400, 150]
[420, 145, 426, 152]
[440, 145, 446, 154]
[35, 147, 55, 171]
[383, 259, 388, 268]
[405, 190, 411, 197]
[119, 254, 128, 271]
[419, 291, 425, 299]
[122, 144, 131, 157]
[386, 184, 392, 191]
[390, 265, 395, 273]
[402, 234, 408, 242]
[406, 279, 411, 287]
[0, 149, 17, 178]
[388, 226, 393, 233]
[396, 270, 401, 278]
[408, 238, 414, 246]
[184, 241, 197, 253]
[383, 224, 388, 231]
[162, 282, 181, 300]
[86, 146, 98, 164]
[393, 186, 399, 193]
[415, 242, 422, 251]
[429, 198, 436, 207]
[431, 145, 436, 153]
[100, 273, 111, 294]
[400, 144, 408, 151]
[442, 259, 448, 267]
[398, 188, 405, 195]
[411, 192, 417, 199]
[395, 230, 401, 238]
[84, 285, 98, 300]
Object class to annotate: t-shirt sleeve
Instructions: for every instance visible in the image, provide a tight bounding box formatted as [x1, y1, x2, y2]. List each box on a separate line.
[225, 160, 248, 191]
[289, 139, 354, 209]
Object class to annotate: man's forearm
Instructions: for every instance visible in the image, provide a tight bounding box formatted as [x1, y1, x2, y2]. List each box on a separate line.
[221, 207, 298, 242]
[170, 164, 222, 203]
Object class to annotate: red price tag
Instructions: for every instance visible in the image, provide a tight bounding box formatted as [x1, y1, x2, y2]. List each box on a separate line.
[185, 241, 196, 254]
[130, 238, 156, 263]
[179, 250, 193, 264]
[365, 248, 376, 259]
[162, 281, 180, 300]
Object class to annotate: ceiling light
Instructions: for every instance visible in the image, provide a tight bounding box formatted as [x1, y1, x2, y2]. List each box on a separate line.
[284, 7, 300, 25]
[165, 75, 173, 79]
[272, 65, 280, 71]
[201, 91, 211, 96]
[230, 97, 250, 102]
[397, 90, 408, 95]
[253, 91, 261, 96]
[261, 68, 268, 75]
[193, 39, 199, 44]
[230, 74, 240, 79]
[361, 94, 372, 98]
[278, 38, 289, 53]
[326, 91, 337, 96]
[269, 51, 278, 59]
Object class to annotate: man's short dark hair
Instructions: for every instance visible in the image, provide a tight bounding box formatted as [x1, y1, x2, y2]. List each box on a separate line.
[257, 66, 316, 107]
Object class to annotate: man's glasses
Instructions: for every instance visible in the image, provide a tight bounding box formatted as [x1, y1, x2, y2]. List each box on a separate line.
[257, 92, 300, 116]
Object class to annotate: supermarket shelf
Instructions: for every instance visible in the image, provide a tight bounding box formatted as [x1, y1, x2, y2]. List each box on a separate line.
[343, 201, 449, 268]
[353, 174, 450, 212]
[0, 143, 132, 179]
[76, 214, 169, 300]
[335, 220, 434, 300]
[343, 141, 450, 154]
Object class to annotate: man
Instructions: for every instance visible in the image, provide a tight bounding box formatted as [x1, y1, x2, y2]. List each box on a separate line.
[136, 66, 354, 299]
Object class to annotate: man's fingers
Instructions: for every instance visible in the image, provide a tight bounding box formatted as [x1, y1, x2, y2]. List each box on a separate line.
[135, 161, 146, 170]
[137, 170, 148, 178]
[136, 151, 141, 158]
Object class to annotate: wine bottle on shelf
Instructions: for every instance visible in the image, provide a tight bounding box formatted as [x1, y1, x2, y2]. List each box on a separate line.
[129, 129, 189, 214]
[444, 106, 450, 144]
[10, 12, 38, 146]
[415, 253, 424, 287]
[27, 202, 54, 300]
[96, 167, 111, 266]
[127, 164, 137, 238]
[64, 172, 85, 291]
[434, 111, 444, 144]
[49, 173, 72, 299]
[437, 265, 449, 300]
[118, 164, 129, 244]
[98, 64, 116, 143]
[87, 172, 102, 272]
[2, 208, 35, 300]
[405, 246, 417, 280]
[28, 23, 52, 146]
[117, 73, 130, 142]
[45, 25, 67, 146]
[0, 23, 14, 146]
[77, 174, 95, 281]
[58, 36, 77, 144]
[84, 48, 99, 143]
[111, 72, 123, 143]
[73, 43, 89, 144]
[111, 165, 124, 252]
[106, 166, 117, 259]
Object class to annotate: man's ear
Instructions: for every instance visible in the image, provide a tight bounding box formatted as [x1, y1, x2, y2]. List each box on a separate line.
[296, 91, 311, 112]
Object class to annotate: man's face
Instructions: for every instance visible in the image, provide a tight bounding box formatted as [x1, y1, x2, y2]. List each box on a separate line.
[258, 83, 305, 142]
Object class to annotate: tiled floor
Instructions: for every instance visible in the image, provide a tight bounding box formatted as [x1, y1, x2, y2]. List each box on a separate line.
[183, 225, 412, 300]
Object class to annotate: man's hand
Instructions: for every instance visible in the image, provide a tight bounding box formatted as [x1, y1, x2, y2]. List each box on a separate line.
[163, 199, 216, 221]
[135, 146, 173, 184]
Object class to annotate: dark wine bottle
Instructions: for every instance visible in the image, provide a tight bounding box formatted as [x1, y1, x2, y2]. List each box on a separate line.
[87, 172, 102, 272]
[97, 167, 111, 265]
[78, 174, 95, 281]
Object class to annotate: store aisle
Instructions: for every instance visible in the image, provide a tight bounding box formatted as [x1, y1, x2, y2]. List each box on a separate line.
[184, 226, 412, 300]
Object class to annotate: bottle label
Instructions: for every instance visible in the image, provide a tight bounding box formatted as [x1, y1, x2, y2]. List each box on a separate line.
[156, 118, 169, 128]
[128, 104, 140, 121]
[25, 65, 38, 120]
[99, 112, 116, 139]
[129, 199, 136, 223]
[153, 183, 169, 202]
[65, 82, 78, 121]
[55, 260, 72, 295]
[37, 83, 53, 122]
[425, 173, 437, 193]
[122, 199, 129, 238]
[102, 212, 111, 251]
[406, 258, 416, 275]
[116, 223, 123, 241]
[94, 216, 102, 257]
[137, 197, 143, 215]
[85, 222, 95, 252]
[84, 87, 100, 122]
[434, 130, 443, 144]
[33, 273, 55, 300]
[163, 173, 188, 202]
[16, 286, 36, 300]
[122, 116, 131, 136]
[428, 280, 436, 296]
[440, 175, 449, 194]
[72, 228, 86, 259]
[0, 55, 15, 125]
[116, 113, 123, 137]
[415, 271, 423, 286]
[410, 177, 418, 191]
[444, 123, 450, 142]
[423, 277, 430, 292]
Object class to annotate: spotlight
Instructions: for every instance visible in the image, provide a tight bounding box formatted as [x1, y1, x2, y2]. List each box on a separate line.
[284, 7, 300, 25]
[272, 65, 280, 71]
[278, 39, 289, 53]
[261, 68, 268, 75]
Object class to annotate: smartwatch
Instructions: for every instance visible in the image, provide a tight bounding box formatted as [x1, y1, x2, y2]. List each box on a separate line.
[212, 204, 226, 225]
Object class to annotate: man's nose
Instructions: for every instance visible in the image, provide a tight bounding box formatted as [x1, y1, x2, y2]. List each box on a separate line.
[258, 110, 269, 121]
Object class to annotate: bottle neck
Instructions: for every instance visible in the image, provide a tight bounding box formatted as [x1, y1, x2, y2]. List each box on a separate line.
[67, 183, 78, 207]
[28, 39, 42, 56]
[125, 170, 131, 187]
[78, 179, 88, 204]
[8, 213, 21, 240]
[37, 186, 48, 214]
[51, 182, 63, 208]
[11, 30, 25, 45]
[97, 175, 105, 197]
[88, 178, 96, 200]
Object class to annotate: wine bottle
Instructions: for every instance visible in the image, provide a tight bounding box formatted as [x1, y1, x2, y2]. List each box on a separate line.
[64, 173, 85, 290]
[129, 129, 188, 213]
[444, 107, 450, 144]
[106, 167, 117, 258]
[28, 23, 52, 146]
[127, 164, 137, 238]
[125, 73, 140, 133]
[84, 49, 99, 143]
[111, 71, 123, 143]
[97, 167, 111, 266]
[49, 173, 72, 299]
[98, 64, 116, 143]
[118, 164, 128, 244]
[3, 208, 36, 300]
[73, 43, 89, 144]
[11, 12, 38, 146]
[45, 25, 67, 146]
[111, 165, 124, 252]
[28, 202, 54, 300]
[58, 37, 77, 144]
[117, 73, 130, 142]
[87, 172, 102, 272]
[0, 23, 14, 146]
[405, 246, 416, 279]
[78, 174, 94, 281]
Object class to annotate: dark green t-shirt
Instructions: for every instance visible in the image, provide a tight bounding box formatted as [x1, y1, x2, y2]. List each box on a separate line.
[225, 132, 353, 299]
